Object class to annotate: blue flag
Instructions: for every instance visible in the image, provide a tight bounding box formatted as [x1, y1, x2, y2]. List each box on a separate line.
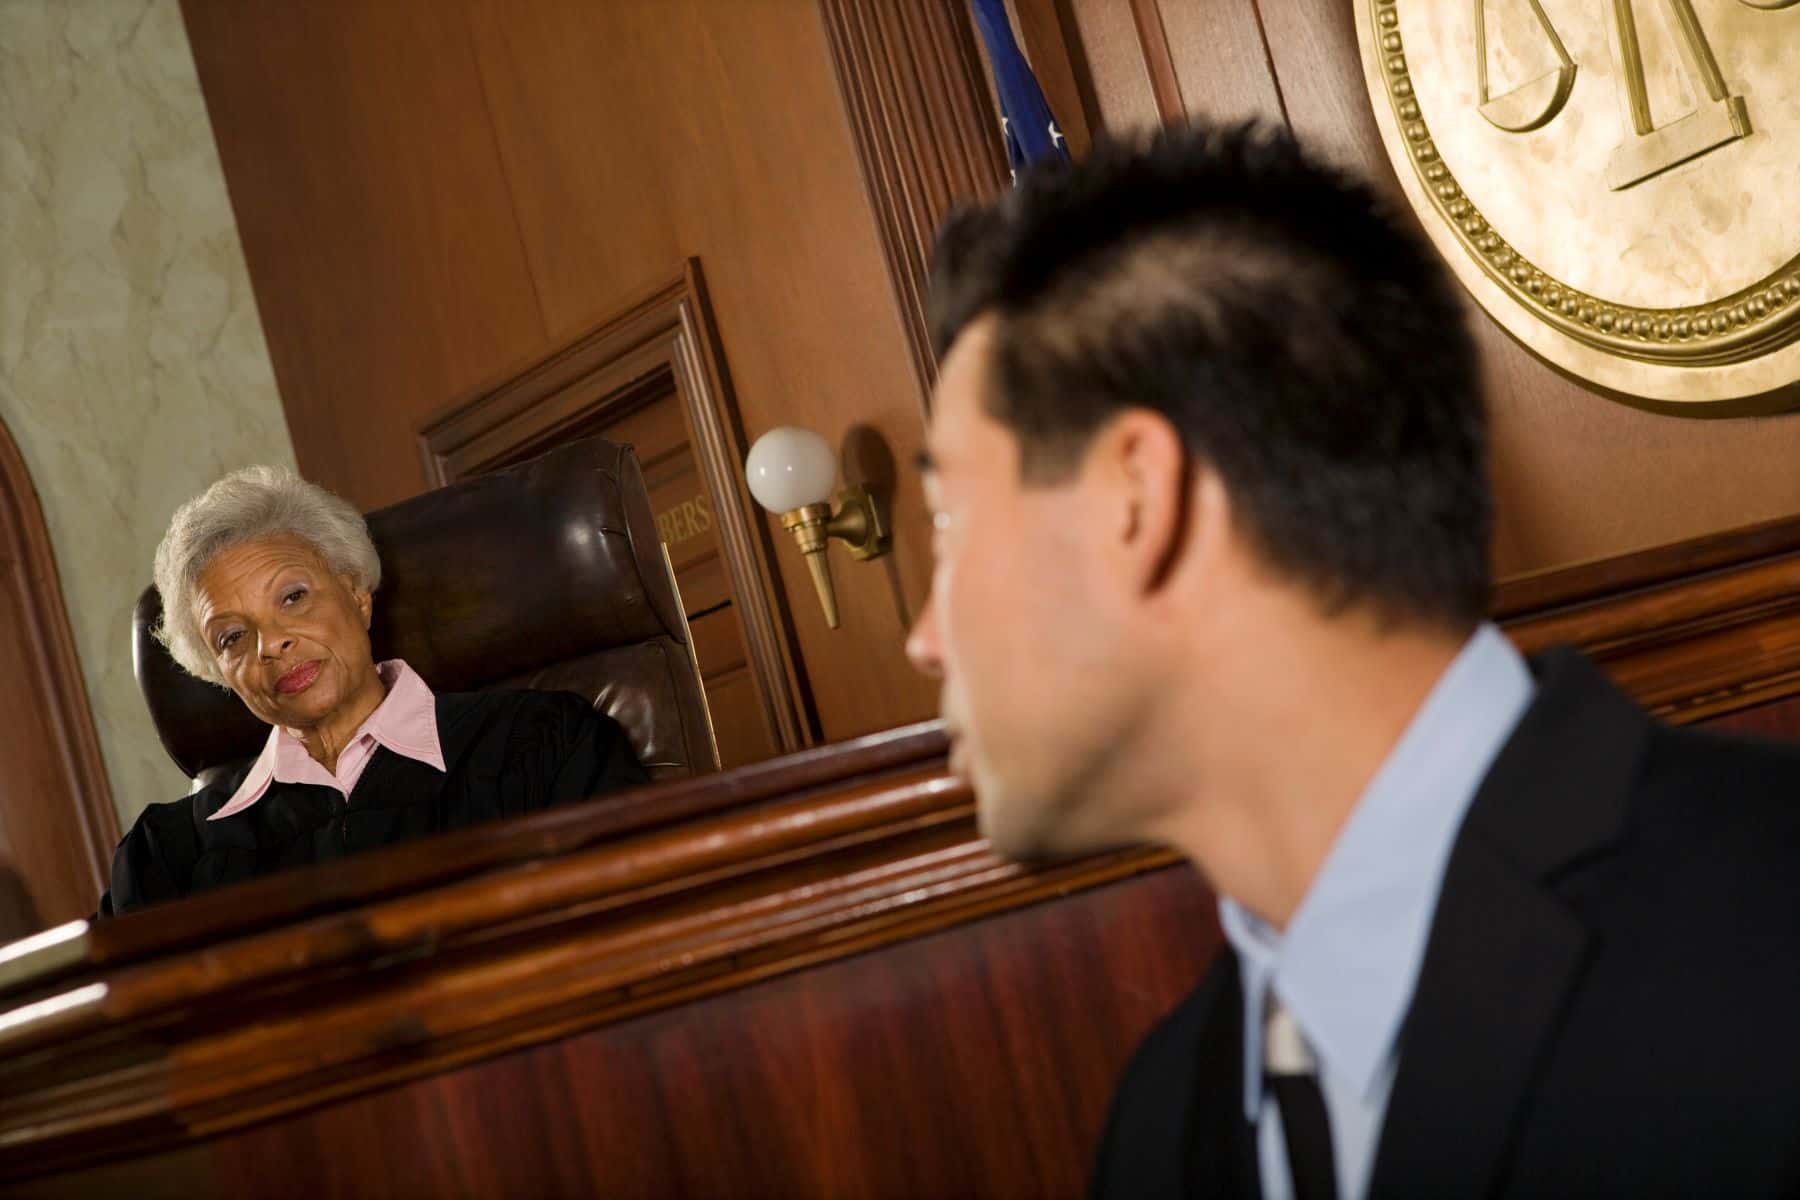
[969, 0, 1070, 180]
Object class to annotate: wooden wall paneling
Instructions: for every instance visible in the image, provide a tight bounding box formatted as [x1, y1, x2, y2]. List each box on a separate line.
[1060, 0, 1283, 132]
[460, 0, 942, 742]
[1061, 0, 1162, 131]
[818, 0, 1011, 401]
[1250, 0, 1800, 582]
[1244, 0, 1386, 172]
[6, 864, 1215, 1200]
[1498, 515, 1800, 723]
[180, 0, 549, 513]
[0, 420, 117, 930]
[1125, 0, 1186, 124]
[1152, 0, 1287, 125]
[418, 262, 817, 764]
[218, 867, 1217, 1200]
[1704, 691, 1800, 743]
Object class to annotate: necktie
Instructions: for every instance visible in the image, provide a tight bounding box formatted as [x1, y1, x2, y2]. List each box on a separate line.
[1266, 997, 1337, 1200]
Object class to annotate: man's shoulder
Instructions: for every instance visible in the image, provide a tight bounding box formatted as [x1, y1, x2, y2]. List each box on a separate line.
[1091, 950, 1243, 1199]
[1608, 718, 1800, 905]
[1489, 649, 1800, 874]
[1639, 717, 1800, 797]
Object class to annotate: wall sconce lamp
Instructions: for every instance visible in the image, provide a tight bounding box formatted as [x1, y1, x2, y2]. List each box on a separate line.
[746, 426, 890, 629]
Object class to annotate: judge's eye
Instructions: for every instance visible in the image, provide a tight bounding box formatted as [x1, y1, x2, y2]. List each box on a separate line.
[282, 587, 307, 605]
[218, 630, 243, 652]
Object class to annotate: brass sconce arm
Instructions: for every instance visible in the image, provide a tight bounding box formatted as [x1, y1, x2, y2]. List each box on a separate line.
[777, 484, 890, 629]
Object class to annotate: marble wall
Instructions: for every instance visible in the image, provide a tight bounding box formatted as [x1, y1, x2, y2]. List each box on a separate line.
[0, 0, 297, 828]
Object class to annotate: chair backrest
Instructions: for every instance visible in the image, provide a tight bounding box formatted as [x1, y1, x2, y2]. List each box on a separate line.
[134, 437, 719, 792]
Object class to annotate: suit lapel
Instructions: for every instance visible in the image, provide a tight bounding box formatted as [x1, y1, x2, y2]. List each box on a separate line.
[1368, 838, 1591, 1197]
[1184, 950, 1262, 1199]
[1370, 648, 1653, 1198]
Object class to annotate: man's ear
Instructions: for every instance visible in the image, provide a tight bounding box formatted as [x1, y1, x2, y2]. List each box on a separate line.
[1098, 411, 1190, 595]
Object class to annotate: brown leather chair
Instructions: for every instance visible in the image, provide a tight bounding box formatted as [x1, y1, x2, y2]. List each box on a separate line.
[134, 437, 718, 793]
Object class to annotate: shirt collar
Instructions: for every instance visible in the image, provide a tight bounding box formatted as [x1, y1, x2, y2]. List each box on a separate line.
[207, 659, 444, 821]
[1220, 623, 1535, 1119]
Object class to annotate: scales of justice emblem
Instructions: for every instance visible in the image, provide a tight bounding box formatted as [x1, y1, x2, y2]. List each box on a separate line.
[1357, 0, 1800, 411]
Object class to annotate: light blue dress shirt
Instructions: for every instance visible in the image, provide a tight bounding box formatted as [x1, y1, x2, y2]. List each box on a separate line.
[1219, 623, 1534, 1200]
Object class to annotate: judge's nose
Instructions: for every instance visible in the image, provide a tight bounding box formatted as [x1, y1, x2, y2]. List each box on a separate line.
[258, 626, 297, 661]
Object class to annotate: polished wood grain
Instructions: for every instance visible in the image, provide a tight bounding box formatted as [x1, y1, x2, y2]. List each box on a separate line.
[1050, 0, 1283, 132]
[1704, 691, 1800, 742]
[819, 0, 1010, 401]
[1125, 0, 1186, 125]
[9, 864, 1216, 1200]
[180, 0, 549, 514]
[0, 417, 117, 929]
[1501, 519, 1800, 722]
[1493, 514, 1800, 618]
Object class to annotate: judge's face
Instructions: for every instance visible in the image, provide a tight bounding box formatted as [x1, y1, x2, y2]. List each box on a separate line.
[194, 534, 378, 732]
[907, 319, 1147, 859]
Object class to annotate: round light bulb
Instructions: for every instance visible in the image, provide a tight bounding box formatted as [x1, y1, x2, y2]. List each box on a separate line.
[745, 426, 837, 513]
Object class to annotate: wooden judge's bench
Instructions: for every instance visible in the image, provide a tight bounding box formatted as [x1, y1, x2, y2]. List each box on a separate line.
[0, 722, 1205, 1199]
[6, 522, 1800, 1198]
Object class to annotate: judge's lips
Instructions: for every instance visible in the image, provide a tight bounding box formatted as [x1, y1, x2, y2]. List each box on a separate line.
[275, 660, 322, 695]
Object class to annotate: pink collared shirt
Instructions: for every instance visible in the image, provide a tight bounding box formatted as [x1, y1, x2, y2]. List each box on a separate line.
[208, 659, 446, 821]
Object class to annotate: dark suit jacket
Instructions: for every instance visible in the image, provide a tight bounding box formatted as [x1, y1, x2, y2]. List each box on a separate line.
[1091, 648, 1800, 1198]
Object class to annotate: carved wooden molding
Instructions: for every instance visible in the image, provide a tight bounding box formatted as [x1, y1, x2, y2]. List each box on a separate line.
[416, 259, 817, 756]
[0, 419, 118, 919]
[1497, 515, 1800, 723]
[1127, 0, 1188, 125]
[818, 0, 1010, 406]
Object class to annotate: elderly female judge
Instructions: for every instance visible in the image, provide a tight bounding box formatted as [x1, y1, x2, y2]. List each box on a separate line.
[102, 466, 647, 914]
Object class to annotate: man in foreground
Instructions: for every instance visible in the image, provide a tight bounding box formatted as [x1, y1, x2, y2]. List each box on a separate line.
[907, 123, 1800, 1198]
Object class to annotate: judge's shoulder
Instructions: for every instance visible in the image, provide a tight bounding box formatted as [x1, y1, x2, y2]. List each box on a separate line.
[103, 687, 636, 916]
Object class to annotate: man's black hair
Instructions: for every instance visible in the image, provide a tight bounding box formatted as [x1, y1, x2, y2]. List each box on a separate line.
[927, 121, 1490, 630]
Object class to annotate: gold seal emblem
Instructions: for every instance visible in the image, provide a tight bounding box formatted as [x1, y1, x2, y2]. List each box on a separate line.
[1357, 0, 1800, 412]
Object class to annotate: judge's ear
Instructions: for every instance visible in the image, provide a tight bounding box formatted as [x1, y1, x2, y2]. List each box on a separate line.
[1092, 410, 1192, 595]
[345, 575, 373, 628]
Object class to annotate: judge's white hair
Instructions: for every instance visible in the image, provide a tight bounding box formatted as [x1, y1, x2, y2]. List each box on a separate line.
[153, 465, 381, 684]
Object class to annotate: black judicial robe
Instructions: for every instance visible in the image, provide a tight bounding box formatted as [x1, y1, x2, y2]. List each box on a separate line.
[102, 689, 647, 915]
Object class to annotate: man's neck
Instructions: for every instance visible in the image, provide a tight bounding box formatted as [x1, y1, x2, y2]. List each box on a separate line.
[1147, 608, 1469, 930]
